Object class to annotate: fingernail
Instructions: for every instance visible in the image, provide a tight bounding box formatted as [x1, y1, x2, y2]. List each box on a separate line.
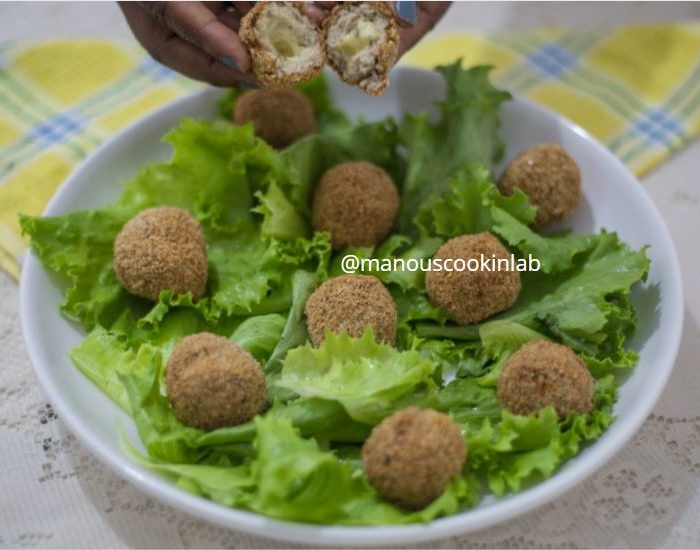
[220, 55, 240, 71]
[394, 1, 417, 25]
[238, 81, 258, 89]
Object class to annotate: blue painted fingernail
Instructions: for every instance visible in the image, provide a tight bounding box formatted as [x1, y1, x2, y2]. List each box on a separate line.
[394, 1, 417, 25]
[220, 55, 240, 71]
[238, 82, 258, 89]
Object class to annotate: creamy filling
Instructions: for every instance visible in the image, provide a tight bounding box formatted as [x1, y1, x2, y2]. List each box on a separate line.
[257, 4, 322, 73]
[326, 5, 389, 80]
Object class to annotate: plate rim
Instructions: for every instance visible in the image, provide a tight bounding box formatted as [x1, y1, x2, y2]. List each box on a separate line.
[19, 66, 685, 546]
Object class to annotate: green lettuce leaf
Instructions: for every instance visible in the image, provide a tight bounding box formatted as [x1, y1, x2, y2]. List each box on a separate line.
[249, 415, 359, 521]
[414, 163, 535, 238]
[69, 326, 156, 412]
[124, 413, 478, 524]
[230, 313, 286, 362]
[19, 209, 139, 330]
[265, 269, 318, 373]
[278, 118, 404, 222]
[466, 374, 616, 495]
[121, 431, 254, 507]
[398, 63, 511, 233]
[415, 231, 648, 370]
[276, 330, 437, 424]
[21, 119, 330, 332]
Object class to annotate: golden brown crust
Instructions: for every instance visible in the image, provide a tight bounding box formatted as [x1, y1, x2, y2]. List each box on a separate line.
[239, 2, 325, 89]
[165, 332, 267, 430]
[362, 407, 466, 509]
[498, 143, 581, 229]
[425, 232, 521, 325]
[113, 206, 208, 302]
[234, 89, 317, 148]
[304, 274, 397, 346]
[311, 161, 399, 250]
[322, 2, 399, 95]
[497, 340, 594, 418]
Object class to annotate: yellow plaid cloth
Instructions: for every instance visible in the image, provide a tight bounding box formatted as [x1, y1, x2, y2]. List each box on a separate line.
[2, 24, 700, 279]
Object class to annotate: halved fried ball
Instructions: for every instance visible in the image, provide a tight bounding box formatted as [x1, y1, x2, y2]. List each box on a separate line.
[498, 340, 594, 418]
[312, 161, 399, 250]
[323, 2, 399, 95]
[425, 232, 521, 325]
[239, 2, 325, 88]
[113, 206, 208, 301]
[362, 407, 467, 510]
[234, 89, 317, 148]
[304, 274, 397, 346]
[498, 143, 581, 228]
[166, 332, 267, 431]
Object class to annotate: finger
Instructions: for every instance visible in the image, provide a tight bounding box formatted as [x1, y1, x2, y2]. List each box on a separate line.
[121, 2, 252, 87]
[142, 1, 251, 72]
[209, 2, 242, 33]
[394, 1, 418, 27]
[397, 1, 451, 57]
[158, 37, 253, 87]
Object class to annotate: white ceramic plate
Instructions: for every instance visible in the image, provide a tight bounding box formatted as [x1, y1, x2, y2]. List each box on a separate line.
[20, 68, 683, 546]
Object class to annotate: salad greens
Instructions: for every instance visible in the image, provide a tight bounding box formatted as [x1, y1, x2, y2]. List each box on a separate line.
[21, 61, 650, 525]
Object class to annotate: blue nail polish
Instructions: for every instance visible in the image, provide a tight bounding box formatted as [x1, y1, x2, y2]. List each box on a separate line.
[238, 82, 258, 89]
[220, 55, 240, 71]
[394, 1, 417, 25]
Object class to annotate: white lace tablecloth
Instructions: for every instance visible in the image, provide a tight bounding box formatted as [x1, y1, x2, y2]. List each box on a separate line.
[3, 2, 700, 548]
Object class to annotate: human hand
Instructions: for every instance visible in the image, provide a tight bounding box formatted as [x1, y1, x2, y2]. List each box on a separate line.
[119, 2, 328, 87]
[119, 2, 253, 86]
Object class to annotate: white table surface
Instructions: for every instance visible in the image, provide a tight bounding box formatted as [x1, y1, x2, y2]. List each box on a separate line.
[1, 2, 700, 548]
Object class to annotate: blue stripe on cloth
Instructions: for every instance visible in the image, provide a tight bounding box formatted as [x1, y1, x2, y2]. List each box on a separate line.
[527, 42, 578, 78]
[28, 111, 86, 146]
[631, 108, 684, 145]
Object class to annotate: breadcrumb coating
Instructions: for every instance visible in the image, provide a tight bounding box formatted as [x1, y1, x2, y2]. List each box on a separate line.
[113, 206, 208, 302]
[234, 89, 317, 148]
[498, 340, 594, 418]
[362, 407, 467, 509]
[166, 332, 267, 431]
[323, 2, 399, 95]
[304, 274, 397, 346]
[239, 2, 325, 89]
[311, 161, 399, 250]
[425, 232, 521, 325]
[498, 143, 581, 228]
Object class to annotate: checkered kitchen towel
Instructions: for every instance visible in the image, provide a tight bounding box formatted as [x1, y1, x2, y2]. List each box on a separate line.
[0, 41, 198, 279]
[2, 24, 700, 279]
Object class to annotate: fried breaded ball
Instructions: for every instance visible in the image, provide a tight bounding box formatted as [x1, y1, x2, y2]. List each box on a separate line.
[362, 407, 466, 510]
[311, 161, 399, 250]
[113, 207, 208, 302]
[323, 2, 399, 95]
[425, 232, 521, 325]
[498, 143, 582, 228]
[498, 340, 594, 418]
[165, 333, 267, 431]
[233, 89, 317, 149]
[239, 2, 325, 88]
[304, 274, 397, 346]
